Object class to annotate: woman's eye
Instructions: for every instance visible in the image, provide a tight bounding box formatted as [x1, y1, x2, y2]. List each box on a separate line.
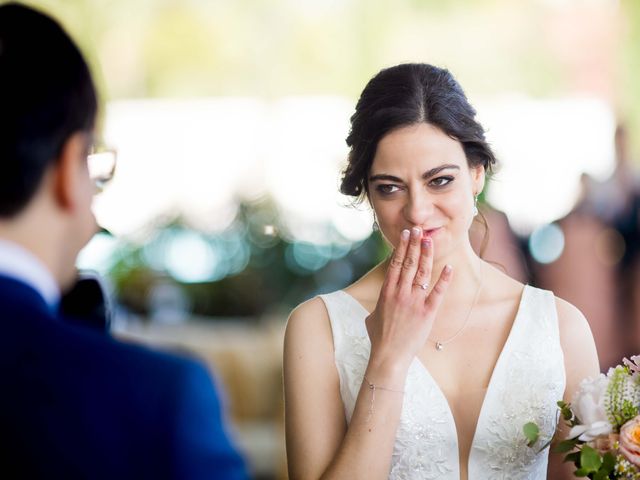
[376, 184, 401, 195]
[430, 176, 454, 187]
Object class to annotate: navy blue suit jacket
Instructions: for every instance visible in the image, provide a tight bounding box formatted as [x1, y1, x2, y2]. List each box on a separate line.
[0, 275, 248, 479]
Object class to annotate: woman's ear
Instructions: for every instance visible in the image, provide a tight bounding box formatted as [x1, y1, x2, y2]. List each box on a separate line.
[52, 132, 87, 211]
[471, 164, 485, 196]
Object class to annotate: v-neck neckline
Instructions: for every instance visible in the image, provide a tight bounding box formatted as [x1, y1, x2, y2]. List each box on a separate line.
[338, 284, 530, 477]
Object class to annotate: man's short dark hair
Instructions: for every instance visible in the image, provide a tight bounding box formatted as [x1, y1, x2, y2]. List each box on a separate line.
[0, 2, 98, 217]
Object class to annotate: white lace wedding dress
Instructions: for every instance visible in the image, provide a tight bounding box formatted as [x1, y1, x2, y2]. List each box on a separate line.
[319, 285, 565, 480]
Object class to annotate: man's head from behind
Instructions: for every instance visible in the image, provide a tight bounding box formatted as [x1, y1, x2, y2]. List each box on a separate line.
[0, 3, 99, 289]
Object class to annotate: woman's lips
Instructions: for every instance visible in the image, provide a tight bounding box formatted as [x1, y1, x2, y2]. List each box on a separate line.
[422, 227, 441, 239]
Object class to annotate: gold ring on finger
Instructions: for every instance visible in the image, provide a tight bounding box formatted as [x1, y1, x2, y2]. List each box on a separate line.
[414, 282, 429, 290]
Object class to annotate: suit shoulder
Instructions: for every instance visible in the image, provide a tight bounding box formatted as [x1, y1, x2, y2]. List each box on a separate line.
[111, 335, 212, 382]
[52, 319, 213, 389]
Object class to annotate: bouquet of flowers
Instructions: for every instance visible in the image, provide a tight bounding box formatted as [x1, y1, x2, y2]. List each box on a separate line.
[524, 355, 640, 479]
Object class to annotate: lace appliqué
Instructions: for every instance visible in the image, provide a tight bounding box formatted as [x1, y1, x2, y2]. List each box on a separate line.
[472, 323, 565, 479]
[390, 365, 455, 479]
[333, 308, 456, 479]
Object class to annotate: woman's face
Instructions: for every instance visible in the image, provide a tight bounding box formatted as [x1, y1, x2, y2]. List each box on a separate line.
[368, 123, 484, 259]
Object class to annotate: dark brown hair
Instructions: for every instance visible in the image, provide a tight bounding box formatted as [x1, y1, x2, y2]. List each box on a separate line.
[341, 63, 496, 202]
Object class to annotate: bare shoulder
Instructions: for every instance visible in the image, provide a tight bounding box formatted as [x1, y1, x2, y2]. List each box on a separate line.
[288, 295, 331, 324]
[284, 296, 346, 480]
[553, 295, 600, 398]
[554, 296, 595, 343]
[283, 297, 339, 412]
[285, 296, 333, 350]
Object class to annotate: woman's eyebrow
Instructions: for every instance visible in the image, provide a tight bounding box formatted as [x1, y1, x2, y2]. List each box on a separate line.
[422, 164, 460, 178]
[369, 164, 460, 182]
[368, 173, 403, 182]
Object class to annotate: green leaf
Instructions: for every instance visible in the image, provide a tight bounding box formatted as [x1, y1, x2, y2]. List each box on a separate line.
[573, 467, 589, 477]
[553, 438, 579, 453]
[523, 422, 540, 447]
[565, 452, 580, 464]
[593, 470, 609, 480]
[557, 400, 575, 422]
[580, 445, 602, 473]
[601, 452, 616, 473]
[537, 438, 552, 453]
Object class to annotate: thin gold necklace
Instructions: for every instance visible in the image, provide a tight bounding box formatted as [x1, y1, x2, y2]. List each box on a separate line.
[430, 263, 483, 351]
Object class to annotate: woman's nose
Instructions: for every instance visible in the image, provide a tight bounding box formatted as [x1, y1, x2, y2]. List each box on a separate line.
[403, 193, 433, 226]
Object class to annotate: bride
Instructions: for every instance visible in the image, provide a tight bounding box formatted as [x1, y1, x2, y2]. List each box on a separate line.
[283, 63, 600, 479]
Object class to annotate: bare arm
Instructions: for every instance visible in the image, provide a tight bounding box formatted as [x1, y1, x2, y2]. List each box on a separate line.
[547, 298, 600, 479]
[284, 229, 452, 480]
[284, 299, 407, 480]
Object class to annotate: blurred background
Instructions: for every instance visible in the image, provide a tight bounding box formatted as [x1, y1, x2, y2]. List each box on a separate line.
[20, 0, 640, 478]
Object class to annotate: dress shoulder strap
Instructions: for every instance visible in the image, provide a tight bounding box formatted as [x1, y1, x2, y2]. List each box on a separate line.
[522, 285, 560, 337]
[318, 290, 369, 356]
[318, 290, 372, 424]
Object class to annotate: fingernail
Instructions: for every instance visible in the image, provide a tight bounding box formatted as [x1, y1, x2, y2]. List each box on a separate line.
[424, 237, 432, 246]
[401, 229, 410, 240]
[411, 227, 421, 237]
[444, 264, 452, 274]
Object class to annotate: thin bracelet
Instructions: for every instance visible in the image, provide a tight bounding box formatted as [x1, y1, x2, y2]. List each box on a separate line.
[362, 375, 405, 423]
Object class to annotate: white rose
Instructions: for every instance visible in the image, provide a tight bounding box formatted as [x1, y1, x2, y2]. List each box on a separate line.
[568, 374, 614, 442]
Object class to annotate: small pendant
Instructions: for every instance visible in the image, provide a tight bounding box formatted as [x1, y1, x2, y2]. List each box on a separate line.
[435, 341, 444, 351]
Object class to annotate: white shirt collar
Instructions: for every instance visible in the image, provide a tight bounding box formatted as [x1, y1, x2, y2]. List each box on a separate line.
[0, 239, 60, 310]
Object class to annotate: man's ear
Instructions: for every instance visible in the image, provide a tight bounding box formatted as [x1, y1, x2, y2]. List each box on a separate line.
[53, 132, 87, 211]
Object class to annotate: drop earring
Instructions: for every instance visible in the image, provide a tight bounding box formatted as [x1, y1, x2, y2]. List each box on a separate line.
[473, 195, 479, 216]
[372, 212, 379, 231]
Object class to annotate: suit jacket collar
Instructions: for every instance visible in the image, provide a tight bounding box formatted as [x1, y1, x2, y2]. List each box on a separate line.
[0, 274, 56, 320]
[0, 239, 60, 311]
